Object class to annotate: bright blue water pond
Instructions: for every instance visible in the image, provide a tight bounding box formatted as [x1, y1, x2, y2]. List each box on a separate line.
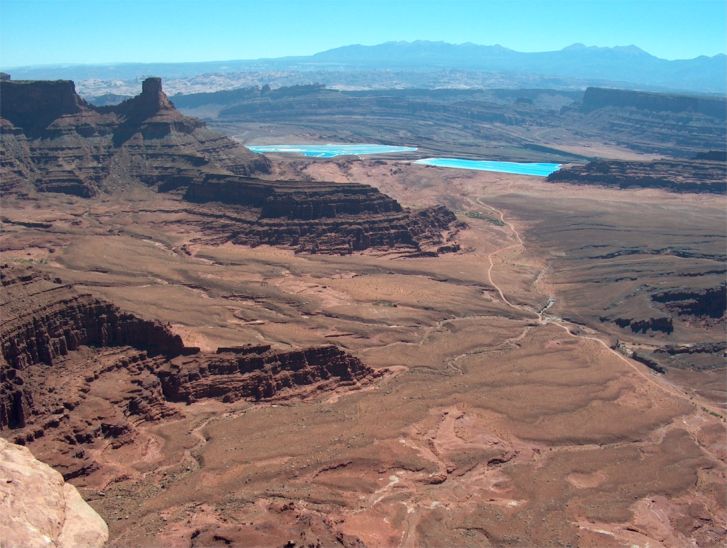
[247, 144, 417, 158]
[415, 157, 561, 177]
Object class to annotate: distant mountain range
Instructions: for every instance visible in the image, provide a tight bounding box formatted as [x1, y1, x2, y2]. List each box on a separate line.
[311, 42, 726, 92]
[3, 41, 725, 94]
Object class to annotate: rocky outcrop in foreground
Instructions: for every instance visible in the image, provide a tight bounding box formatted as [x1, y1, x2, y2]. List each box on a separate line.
[0, 265, 379, 479]
[548, 158, 727, 194]
[0, 437, 108, 547]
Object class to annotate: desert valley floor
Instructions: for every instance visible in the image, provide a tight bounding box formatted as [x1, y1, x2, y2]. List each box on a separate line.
[2, 154, 725, 546]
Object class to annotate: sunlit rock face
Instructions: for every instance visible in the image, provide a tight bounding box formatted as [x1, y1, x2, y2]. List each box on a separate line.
[0, 436, 109, 548]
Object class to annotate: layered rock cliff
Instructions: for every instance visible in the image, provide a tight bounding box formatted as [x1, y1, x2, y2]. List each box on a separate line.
[582, 87, 727, 119]
[159, 344, 375, 403]
[1, 76, 462, 255]
[0, 437, 109, 547]
[548, 158, 727, 194]
[0, 265, 188, 431]
[0, 76, 270, 197]
[652, 284, 726, 320]
[183, 174, 462, 254]
[0, 267, 187, 371]
[560, 87, 727, 158]
[0, 265, 379, 479]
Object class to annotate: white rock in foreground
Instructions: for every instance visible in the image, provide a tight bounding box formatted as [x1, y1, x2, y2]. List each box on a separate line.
[0, 437, 109, 547]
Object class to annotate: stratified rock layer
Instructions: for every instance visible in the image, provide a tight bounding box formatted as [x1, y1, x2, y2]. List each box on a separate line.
[159, 344, 373, 403]
[183, 174, 462, 254]
[0, 265, 378, 479]
[548, 158, 727, 194]
[582, 87, 727, 119]
[0, 77, 270, 197]
[0, 436, 109, 548]
[1, 78, 462, 255]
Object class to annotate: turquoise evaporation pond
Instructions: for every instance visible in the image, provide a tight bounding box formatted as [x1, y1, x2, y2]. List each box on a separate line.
[415, 157, 561, 177]
[247, 144, 418, 158]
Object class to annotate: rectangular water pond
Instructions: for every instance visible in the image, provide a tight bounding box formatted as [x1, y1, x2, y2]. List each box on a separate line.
[247, 144, 417, 158]
[415, 157, 561, 177]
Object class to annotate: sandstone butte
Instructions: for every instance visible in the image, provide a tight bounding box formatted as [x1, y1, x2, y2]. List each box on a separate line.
[0, 76, 463, 256]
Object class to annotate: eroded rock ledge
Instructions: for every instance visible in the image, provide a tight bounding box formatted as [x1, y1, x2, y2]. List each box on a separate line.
[182, 174, 463, 254]
[548, 158, 727, 194]
[1, 77, 463, 255]
[0, 265, 380, 479]
[0, 77, 270, 197]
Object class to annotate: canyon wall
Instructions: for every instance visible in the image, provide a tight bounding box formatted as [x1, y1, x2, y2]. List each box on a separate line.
[0, 265, 379, 480]
[549, 158, 727, 194]
[582, 87, 727, 119]
[0, 77, 270, 198]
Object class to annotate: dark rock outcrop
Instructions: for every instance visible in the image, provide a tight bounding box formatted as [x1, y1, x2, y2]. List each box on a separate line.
[612, 316, 674, 335]
[582, 87, 727, 119]
[652, 284, 726, 319]
[694, 150, 727, 162]
[185, 175, 403, 218]
[0, 80, 87, 135]
[604, 285, 724, 338]
[630, 352, 667, 374]
[658, 341, 727, 357]
[548, 158, 727, 194]
[626, 341, 726, 375]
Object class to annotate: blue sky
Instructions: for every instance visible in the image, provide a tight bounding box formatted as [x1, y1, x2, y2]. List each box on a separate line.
[1, 0, 725, 67]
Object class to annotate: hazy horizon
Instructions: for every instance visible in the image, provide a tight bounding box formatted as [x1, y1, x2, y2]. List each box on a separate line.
[2, 39, 725, 71]
[1, 0, 725, 68]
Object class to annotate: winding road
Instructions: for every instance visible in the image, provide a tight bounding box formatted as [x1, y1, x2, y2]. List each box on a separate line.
[476, 197, 724, 419]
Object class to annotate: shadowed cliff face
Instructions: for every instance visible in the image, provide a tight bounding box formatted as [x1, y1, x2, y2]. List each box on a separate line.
[184, 175, 404, 218]
[652, 284, 727, 319]
[582, 87, 727, 119]
[0, 266, 186, 429]
[548, 158, 727, 194]
[0, 80, 86, 135]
